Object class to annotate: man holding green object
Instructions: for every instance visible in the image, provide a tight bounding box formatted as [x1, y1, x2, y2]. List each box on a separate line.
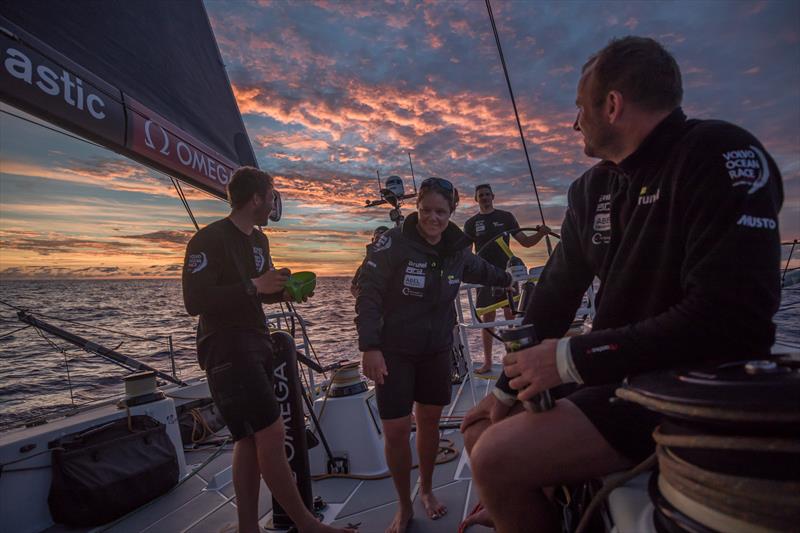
[286, 272, 317, 302]
[182, 167, 347, 533]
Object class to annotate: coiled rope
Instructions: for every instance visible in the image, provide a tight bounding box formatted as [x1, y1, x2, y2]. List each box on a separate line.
[613, 386, 800, 531]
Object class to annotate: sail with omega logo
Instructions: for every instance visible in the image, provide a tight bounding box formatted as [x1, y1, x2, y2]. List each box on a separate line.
[0, 0, 256, 200]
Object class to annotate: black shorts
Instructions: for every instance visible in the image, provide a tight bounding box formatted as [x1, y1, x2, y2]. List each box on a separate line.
[376, 350, 452, 419]
[201, 329, 281, 442]
[476, 286, 510, 309]
[566, 384, 662, 463]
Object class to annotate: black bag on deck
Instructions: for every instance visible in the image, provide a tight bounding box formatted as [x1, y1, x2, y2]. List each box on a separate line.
[48, 415, 179, 526]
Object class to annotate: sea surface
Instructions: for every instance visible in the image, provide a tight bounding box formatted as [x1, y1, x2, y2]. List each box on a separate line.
[1, 278, 798, 429]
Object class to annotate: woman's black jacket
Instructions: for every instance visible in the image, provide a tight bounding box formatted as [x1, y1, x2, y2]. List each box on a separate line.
[356, 212, 511, 356]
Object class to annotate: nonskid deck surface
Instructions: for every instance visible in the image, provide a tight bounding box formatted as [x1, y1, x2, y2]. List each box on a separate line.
[43, 364, 500, 533]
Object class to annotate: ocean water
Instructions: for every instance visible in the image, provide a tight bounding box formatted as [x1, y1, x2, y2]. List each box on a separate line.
[0, 278, 798, 429]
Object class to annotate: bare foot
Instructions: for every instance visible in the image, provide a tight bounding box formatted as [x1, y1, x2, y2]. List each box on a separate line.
[385, 506, 413, 533]
[419, 491, 447, 520]
[459, 505, 493, 531]
[475, 364, 492, 374]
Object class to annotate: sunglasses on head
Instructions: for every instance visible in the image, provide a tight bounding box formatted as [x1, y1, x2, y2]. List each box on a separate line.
[420, 177, 454, 192]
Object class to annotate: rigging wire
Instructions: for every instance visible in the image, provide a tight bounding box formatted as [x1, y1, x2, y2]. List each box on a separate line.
[285, 300, 328, 379]
[0, 324, 31, 340]
[0, 300, 196, 351]
[484, 0, 553, 256]
[32, 326, 76, 407]
[407, 151, 418, 193]
[171, 178, 200, 231]
[782, 239, 798, 287]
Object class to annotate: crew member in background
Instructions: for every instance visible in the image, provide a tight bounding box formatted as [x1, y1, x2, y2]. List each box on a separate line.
[463, 183, 550, 373]
[350, 225, 389, 299]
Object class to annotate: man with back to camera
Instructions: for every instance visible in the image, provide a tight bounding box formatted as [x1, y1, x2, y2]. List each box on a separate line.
[182, 166, 353, 533]
[459, 37, 783, 532]
[463, 184, 551, 373]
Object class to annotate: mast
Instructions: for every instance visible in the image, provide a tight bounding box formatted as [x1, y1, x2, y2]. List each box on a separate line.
[484, 0, 553, 255]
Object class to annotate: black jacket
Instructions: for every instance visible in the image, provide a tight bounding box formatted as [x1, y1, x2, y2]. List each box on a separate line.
[357, 212, 511, 355]
[182, 218, 283, 366]
[498, 108, 782, 391]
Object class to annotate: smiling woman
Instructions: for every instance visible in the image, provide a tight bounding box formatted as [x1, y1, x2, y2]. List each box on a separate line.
[415, 177, 459, 244]
[355, 174, 511, 530]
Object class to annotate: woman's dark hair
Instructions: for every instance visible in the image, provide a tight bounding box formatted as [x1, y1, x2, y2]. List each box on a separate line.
[227, 166, 274, 209]
[584, 36, 682, 111]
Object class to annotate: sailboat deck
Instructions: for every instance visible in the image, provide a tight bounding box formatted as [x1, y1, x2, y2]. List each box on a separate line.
[43, 365, 499, 533]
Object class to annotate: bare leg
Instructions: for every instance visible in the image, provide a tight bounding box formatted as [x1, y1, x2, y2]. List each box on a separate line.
[253, 418, 354, 533]
[382, 416, 415, 533]
[477, 310, 497, 373]
[414, 403, 447, 519]
[470, 399, 633, 533]
[462, 398, 525, 454]
[232, 436, 262, 533]
[460, 402, 524, 531]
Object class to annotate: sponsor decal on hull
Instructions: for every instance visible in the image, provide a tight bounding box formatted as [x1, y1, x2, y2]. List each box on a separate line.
[128, 102, 235, 196]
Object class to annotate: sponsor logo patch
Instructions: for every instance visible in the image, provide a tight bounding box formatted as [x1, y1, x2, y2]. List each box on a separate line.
[736, 214, 776, 229]
[402, 287, 424, 297]
[591, 193, 612, 245]
[253, 246, 266, 273]
[404, 274, 425, 288]
[722, 145, 770, 194]
[586, 343, 619, 355]
[448, 275, 460, 285]
[187, 252, 208, 274]
[593, 213, 611, 231]
[595, 193, 611, 214]
[638, 187, 660, 206]
[475, 220, 486, 235]
[373, 234, 392, 251]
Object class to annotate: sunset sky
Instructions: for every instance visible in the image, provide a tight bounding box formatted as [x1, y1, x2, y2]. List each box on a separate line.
[1, 0, 798, 278]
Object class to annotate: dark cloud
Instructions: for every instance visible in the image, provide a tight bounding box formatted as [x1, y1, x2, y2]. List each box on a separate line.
[121, 231, 194, 246]
[0, 234, 137, 256]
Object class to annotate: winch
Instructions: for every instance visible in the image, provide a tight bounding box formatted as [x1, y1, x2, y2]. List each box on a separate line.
[619, 355, 800, 532]
[327, 361, 368, 397]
